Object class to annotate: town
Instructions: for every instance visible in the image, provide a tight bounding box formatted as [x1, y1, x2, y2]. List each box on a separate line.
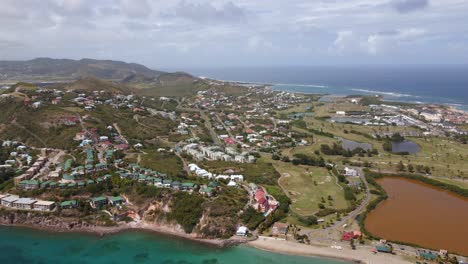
[0, 77, 467, 264]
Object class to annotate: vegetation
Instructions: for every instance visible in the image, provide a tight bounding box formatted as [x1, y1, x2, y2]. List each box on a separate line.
[291, 153, 326, 167]
[139, 149, 185, 178]
[169, 192, 205, 233]
[241, 207, 265, 229]
[273, 161, 348, 216]
[201, 159, 281, 185]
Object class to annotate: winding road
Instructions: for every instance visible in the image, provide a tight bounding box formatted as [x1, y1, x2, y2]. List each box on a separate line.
[307, 167, 371, 240]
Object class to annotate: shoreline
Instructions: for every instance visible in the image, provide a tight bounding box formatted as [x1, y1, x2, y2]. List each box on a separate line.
[247, 237, 412, 264]
[1, 221, 412, 264]
[0, 221, 243, 248]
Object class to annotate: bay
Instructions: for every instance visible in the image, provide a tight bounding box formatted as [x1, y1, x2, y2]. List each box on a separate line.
[0, 226, 348, 264]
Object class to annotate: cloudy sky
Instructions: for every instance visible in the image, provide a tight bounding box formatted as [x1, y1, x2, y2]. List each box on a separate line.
[0, 0, 467, 68]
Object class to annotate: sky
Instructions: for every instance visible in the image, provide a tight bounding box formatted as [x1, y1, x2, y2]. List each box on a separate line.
[0, 0, 467, 69]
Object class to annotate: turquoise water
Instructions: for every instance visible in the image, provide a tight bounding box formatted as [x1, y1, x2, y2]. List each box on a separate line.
[0, 227, 348, 264]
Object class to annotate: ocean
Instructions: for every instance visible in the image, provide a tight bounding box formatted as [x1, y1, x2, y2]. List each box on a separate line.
[0, 227, 348, 264]
[185, 65, 468, 111]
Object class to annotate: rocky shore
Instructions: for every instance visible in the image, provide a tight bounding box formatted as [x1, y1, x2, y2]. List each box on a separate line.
[0, 210, 248, 248]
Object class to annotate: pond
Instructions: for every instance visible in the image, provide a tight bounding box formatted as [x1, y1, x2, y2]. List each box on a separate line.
[391, 140, 420, 154]
[365, 177, 468, 256]
[339, 138, 373, 151]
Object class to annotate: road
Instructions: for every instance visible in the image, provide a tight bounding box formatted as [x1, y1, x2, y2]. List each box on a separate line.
[113, 123, 128, 144]
[176, 103, 221, 145]
[200, 110, 222, 145]
[331, 168, 370, 229]
[308, 167, 371, 240]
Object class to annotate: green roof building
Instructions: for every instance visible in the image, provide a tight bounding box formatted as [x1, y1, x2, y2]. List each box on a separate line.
[64, 159, 73, 171]
[90, 196, 107, 208]
[109, 196, 125, 206]
[63, 174, 74, 181]
[208, 182, 218, 188]
[376, 244, 393, 253]
[60, 200, 78, 209]
[182, 182, 196, 190]
[18, 180, 40, 190]
[200, 187, 214, 196]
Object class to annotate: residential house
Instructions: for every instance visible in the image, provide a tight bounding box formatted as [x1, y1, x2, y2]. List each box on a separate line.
[60, 200, 78, 209]
[18, 180, 40, 190]
[344, 167, 359, 177]
[199, 187, 214, 197]
[90, 197, 108, 208]
[108, 196, 126, 206]
[181, 182, 196, 191]
[1, 195, 19, 207]
[271, 222, 289, 237]
[33, 200, 55, 211]
[12, 198, 37, 210]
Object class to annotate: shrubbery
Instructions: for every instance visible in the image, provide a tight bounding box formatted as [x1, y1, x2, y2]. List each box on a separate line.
[169, 192, 205, 233]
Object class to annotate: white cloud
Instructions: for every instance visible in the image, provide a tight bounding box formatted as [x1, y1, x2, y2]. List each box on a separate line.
[170, 1, 247, 24]
[247, 36, 273, 50]
[363, 28, 427, 54]
[119, 0, 152, 18]
[0, 0, 466, 66]
[332, 31, 356, 52]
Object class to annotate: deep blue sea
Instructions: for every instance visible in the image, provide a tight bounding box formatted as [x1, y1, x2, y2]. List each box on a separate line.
[185, 65, 468, 111]
[0, 227, 348, 264]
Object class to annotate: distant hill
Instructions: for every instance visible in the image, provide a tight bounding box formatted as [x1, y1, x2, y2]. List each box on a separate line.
[65, 77, 132, 94]
[0, 58, 165, 80]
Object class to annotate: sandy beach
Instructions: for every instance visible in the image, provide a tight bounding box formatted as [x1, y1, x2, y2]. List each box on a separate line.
[2, 220, 414, 263]
[248, 236, 412, 264]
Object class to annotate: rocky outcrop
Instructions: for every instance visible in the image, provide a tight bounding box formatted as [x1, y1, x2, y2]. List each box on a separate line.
[0, 210, 97, 232]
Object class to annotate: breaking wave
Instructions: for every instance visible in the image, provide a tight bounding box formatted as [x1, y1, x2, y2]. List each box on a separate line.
[350, 88, 417, 98]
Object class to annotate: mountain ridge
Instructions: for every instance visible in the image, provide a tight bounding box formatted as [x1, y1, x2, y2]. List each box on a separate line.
[0, 57, 178, 81]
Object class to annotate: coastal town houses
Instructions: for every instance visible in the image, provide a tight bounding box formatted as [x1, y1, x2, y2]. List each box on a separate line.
[0, 194, 55, 212]
[90, 196, 108, 208]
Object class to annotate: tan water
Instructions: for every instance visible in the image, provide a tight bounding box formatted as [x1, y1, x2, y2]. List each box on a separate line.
[365, 177, 468, 256]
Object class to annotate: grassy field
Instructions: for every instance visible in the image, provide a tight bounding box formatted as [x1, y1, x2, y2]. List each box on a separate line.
[287, 116, 468, 179]
[313, 102, 371, 117]
[431, 177, 468, 189]
[276, 103, 313, 116]
[272, 161, 348, 216]
[139, 149, 185, 177]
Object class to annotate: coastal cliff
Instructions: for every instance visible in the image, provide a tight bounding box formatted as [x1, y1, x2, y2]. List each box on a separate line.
[0, 199, 248, 247]
[0, 209, 107, 232]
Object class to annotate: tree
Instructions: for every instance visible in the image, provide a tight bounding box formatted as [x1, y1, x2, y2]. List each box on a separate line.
[382, 141, 393, 152]
[297, 215, 318, 226]
[397, 161, 405, 171]
[424, 166, 431, 174]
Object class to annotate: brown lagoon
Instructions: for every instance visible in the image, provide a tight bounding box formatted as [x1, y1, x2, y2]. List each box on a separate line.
[365, 177, 468, 256]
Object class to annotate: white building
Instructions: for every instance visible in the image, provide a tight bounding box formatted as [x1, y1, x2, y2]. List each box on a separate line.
[12, 198, 37, 210]
[33, 200, 56, 211]
[344, 167, 359, 177]
[236, 226, 248, 236]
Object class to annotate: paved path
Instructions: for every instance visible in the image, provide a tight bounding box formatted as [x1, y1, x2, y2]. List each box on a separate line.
[308, 167, 371, 239]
